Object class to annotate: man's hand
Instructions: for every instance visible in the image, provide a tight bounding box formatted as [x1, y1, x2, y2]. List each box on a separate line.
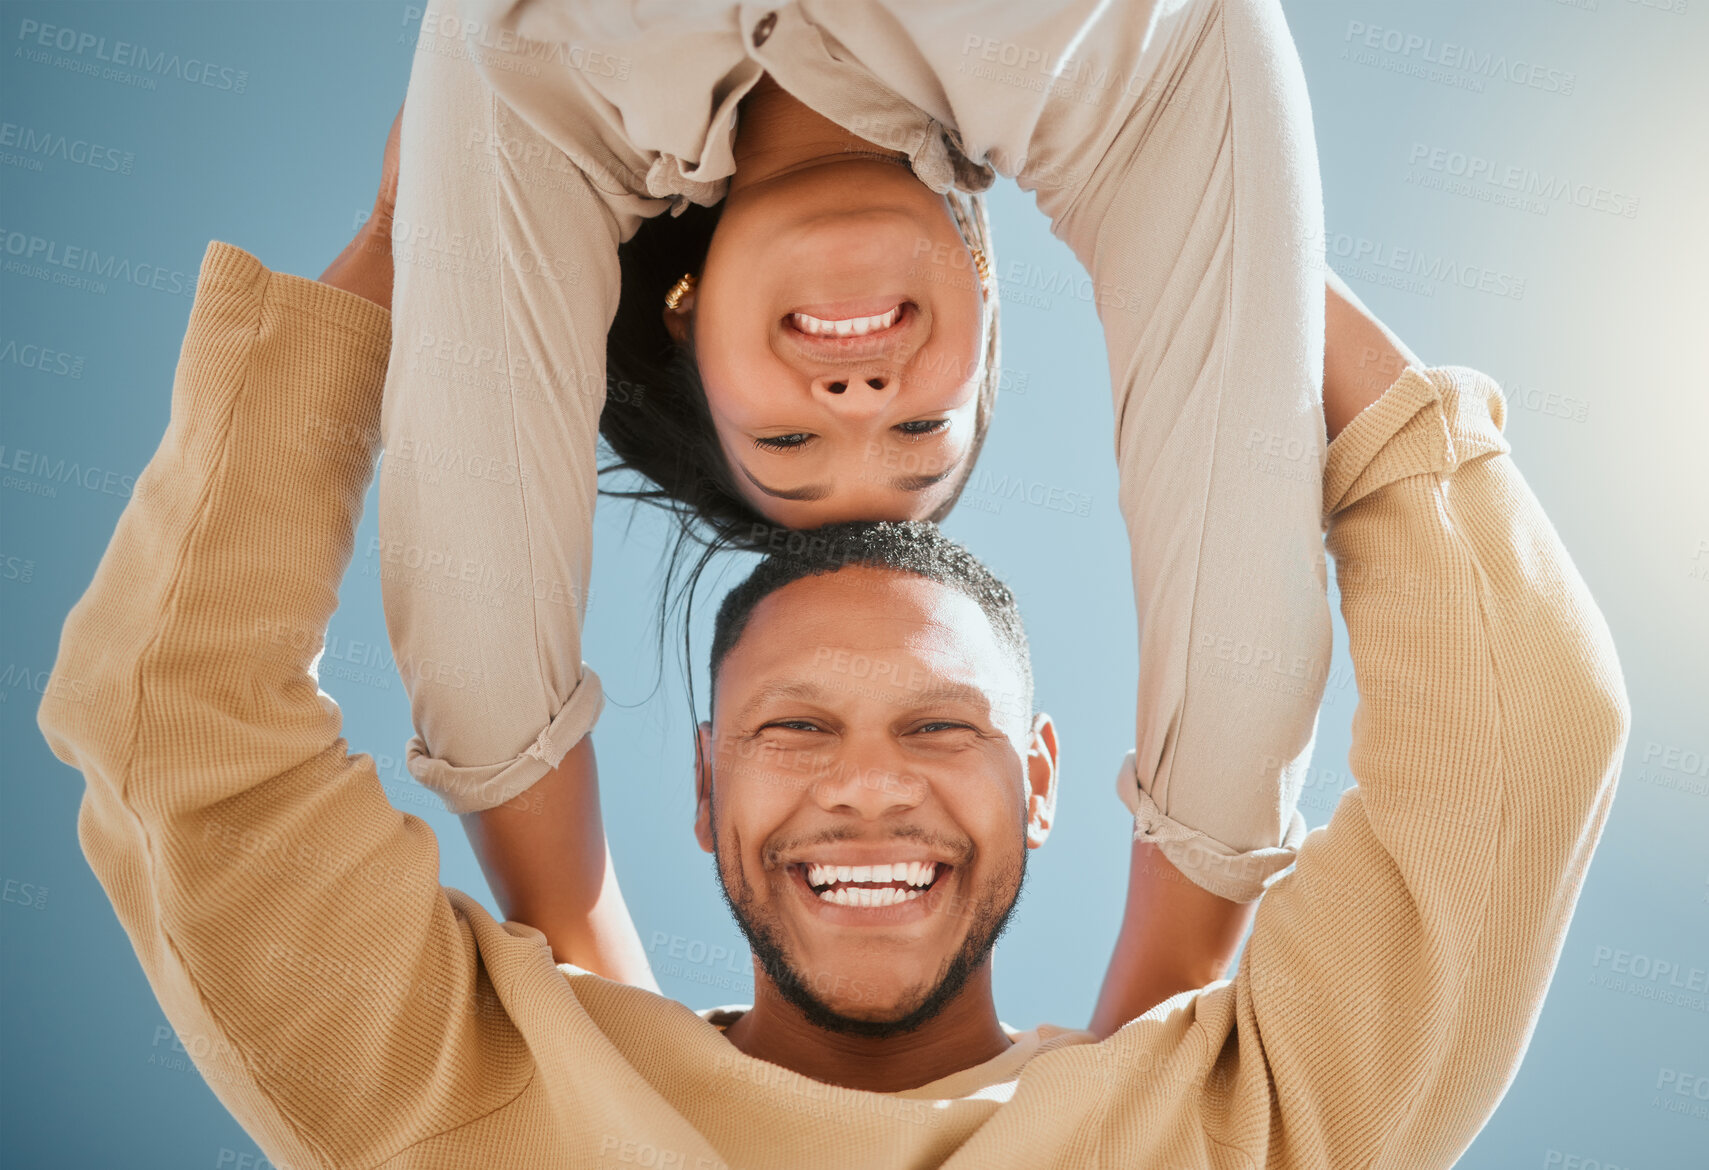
[319, 101, 402, 312]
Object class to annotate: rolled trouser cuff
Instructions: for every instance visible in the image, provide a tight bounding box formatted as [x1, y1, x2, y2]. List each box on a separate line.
[407, 664, 605, 814]
[1115, 750, 1307, 903]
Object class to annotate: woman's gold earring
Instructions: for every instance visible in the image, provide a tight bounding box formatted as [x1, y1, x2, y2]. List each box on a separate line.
[664, 273, 697, 311]
[969, 249, 991, 297]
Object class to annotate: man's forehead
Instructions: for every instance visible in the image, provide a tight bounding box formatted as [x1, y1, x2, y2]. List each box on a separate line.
[715, 568, 1023, 712]
[742, 568, 992, 656]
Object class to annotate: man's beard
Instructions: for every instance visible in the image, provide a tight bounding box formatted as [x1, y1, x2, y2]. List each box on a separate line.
[710, 811, 1028, 1040]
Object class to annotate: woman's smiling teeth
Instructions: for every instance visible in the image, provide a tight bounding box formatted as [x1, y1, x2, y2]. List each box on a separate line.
[788, 305, 902, 338]
[803, 861, 940, 907]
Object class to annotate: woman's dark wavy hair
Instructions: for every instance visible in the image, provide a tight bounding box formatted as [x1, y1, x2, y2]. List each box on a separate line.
[597, 188, 1004, 705]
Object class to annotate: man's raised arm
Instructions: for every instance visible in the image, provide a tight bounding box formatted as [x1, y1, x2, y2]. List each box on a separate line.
[36, 242, 544, 1167]
[1087, 354, 1628, 1163]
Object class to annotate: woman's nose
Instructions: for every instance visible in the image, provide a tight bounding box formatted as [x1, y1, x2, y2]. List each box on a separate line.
[813, 371, 896, 413]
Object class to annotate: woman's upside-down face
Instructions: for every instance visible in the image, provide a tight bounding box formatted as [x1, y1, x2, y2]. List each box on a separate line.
[672, 157, 990, 529]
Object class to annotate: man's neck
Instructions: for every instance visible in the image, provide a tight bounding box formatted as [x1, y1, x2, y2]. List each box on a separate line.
[719, 964, 1014, 1092]
[729, 73, 911, 194]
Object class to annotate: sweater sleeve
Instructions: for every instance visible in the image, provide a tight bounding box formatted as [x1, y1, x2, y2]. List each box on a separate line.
[1093, 366, 1630, 1165]
[36, 242, 542, 1169]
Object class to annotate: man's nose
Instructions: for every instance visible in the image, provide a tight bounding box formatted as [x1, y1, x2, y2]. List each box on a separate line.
[807, 743, 927, 818]
[811, 370, 898, 418]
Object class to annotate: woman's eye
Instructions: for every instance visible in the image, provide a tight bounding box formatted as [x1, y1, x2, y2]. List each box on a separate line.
[754, 433, 813, 450]
[896, 419, 949, 437]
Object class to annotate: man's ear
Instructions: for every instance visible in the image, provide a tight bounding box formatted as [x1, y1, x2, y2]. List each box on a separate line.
[693, 721, 716, 854]
[662, 289, 696, 346]
[1024, 712, 1059, 849]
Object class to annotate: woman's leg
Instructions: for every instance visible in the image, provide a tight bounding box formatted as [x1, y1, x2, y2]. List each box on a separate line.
[1032, 0, 1332, 903]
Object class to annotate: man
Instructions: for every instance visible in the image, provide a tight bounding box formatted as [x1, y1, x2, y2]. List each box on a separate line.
[38, 205, 1628, 1166]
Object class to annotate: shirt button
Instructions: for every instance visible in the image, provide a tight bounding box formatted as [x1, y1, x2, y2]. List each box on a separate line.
[752, 12, 777, 48]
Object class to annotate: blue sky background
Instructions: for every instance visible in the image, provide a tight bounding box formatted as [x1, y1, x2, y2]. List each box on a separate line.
[3, 2, 1705, 1167]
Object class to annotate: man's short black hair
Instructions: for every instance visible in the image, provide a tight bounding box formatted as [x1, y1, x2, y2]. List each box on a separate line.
[709, 521, 1033, 718]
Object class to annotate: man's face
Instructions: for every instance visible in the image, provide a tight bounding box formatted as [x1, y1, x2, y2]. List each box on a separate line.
[695, 567, 1057, 1036]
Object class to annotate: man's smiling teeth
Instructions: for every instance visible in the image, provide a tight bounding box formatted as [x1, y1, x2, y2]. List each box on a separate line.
[820, 885, 920, 907]
[788, 305, 902, 338]
[803, 861, 938, 906]
[807, 861, 936, 887]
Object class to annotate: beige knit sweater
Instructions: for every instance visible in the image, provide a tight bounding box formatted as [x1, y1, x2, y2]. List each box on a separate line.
[38, 242, 1630, 1169]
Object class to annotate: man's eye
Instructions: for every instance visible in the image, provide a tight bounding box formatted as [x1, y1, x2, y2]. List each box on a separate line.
[754, 433, 813, 450]
[914, 721, 970, 733]
[764, 720, 822, 732]
[896, 419, 949, 437]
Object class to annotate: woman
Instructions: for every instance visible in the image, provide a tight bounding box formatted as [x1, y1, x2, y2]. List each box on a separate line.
[377, 0, 1334, 1013]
